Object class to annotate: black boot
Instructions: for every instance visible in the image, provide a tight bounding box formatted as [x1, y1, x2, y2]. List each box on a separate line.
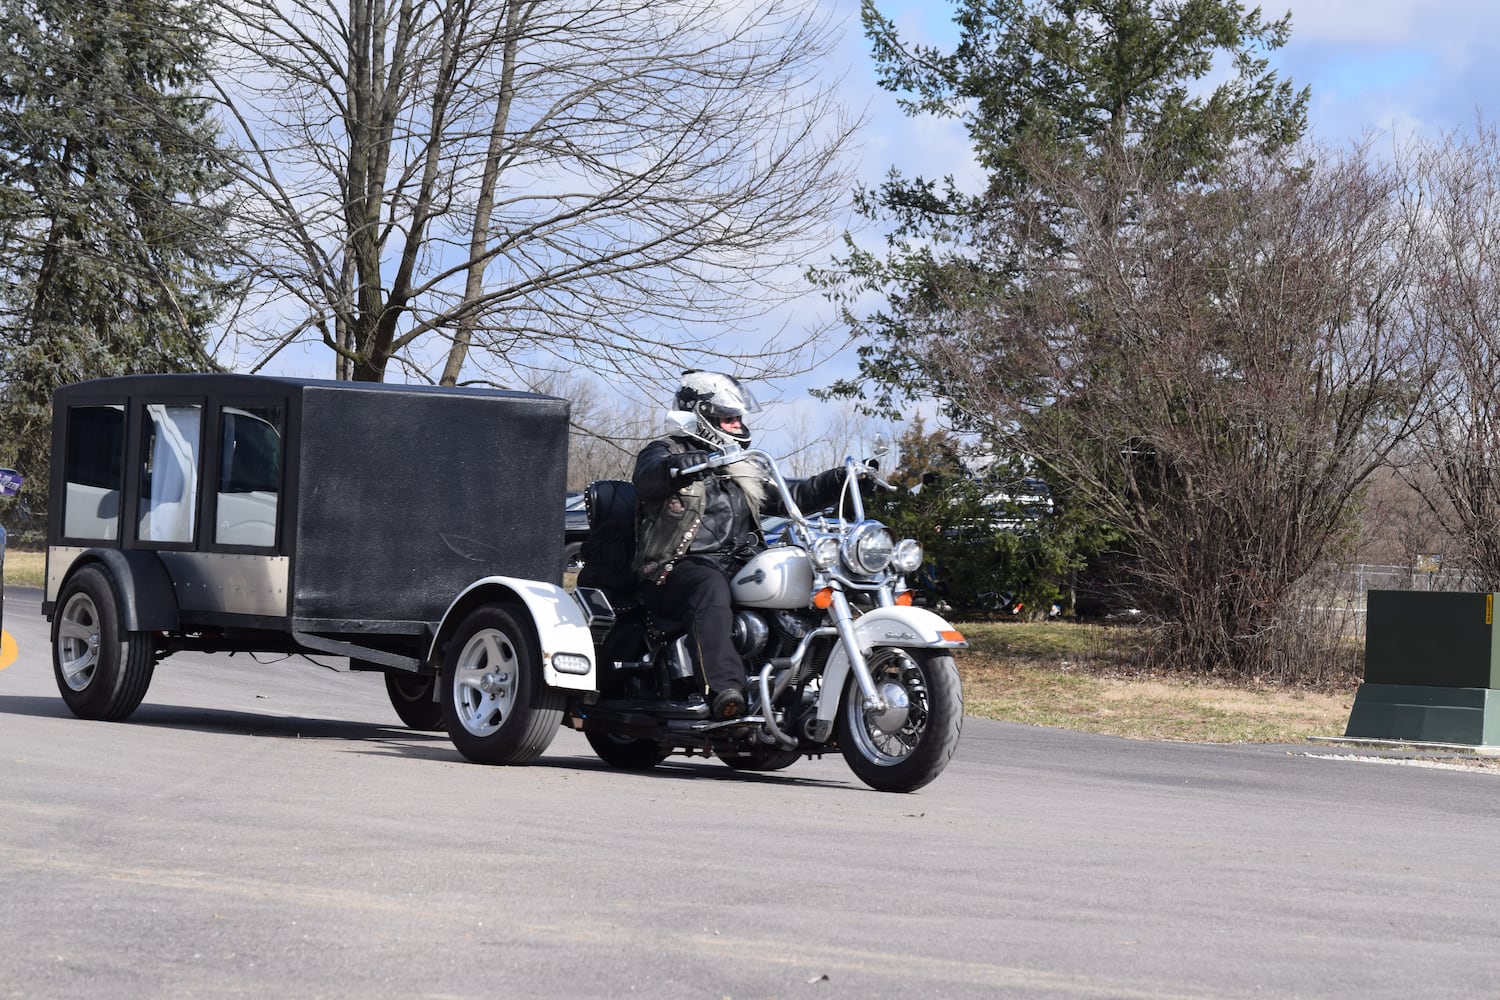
[711, 687, 746, 720]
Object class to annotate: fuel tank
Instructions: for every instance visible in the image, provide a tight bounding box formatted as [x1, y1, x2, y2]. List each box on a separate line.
[730, 546, 814, 609]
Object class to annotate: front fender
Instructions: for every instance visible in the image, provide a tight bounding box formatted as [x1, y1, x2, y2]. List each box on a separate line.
[814, 604, 966, 728]
[427, 576, 596, 692]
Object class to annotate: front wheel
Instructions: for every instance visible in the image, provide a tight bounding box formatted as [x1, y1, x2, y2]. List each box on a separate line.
[441, 605, 563, 764]
[52, 565, 157, 721]
[836, 647, 963, 793]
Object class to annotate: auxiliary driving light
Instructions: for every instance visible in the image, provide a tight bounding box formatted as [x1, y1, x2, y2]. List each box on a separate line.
[810, 536, 841, 570]
[891, 538, 924, 574]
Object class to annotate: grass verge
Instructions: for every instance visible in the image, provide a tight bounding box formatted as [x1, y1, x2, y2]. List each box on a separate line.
[957, 620, 1356, 744]
[4, 549, 1355, 743]
[6, 548, 43, 588]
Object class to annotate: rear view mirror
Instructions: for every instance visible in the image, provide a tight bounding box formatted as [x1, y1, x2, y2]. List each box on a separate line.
[866, 431, 897, 475]
[665, 410, 697, 436]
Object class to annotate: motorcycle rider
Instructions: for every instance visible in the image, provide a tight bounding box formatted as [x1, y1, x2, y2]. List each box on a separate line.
[632, 371, 846, 720]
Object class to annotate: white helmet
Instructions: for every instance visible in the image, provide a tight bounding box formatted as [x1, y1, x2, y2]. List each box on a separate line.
[674, 370, 758, 448]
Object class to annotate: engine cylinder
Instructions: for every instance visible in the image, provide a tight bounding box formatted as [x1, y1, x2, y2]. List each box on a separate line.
[731, 610, 770, 660]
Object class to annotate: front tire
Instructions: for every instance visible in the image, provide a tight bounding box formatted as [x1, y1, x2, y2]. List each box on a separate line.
[441, 605, 563, 764]
[384, 670, 445, 731]
[52, 565, 156, 721]
[836, 647, 962, 793]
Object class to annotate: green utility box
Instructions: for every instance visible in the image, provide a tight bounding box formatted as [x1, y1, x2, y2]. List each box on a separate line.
[1345, 590, 1500, 746]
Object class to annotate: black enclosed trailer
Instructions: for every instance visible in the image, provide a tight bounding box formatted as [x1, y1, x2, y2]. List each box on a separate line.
[42, 374, 597, 761]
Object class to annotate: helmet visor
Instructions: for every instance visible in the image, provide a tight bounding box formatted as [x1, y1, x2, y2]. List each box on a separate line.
[683, 372, 759, 419]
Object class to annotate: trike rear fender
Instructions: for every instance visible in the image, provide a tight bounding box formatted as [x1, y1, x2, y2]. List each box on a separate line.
[427, 576, 596, 691]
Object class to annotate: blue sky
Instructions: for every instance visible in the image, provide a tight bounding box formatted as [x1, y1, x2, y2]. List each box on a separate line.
[1272, 1, 1500, 141]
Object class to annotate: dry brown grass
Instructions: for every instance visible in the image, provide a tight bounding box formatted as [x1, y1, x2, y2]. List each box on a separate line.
[5, 548, 43, 587]
[956, 620, 1358, 743]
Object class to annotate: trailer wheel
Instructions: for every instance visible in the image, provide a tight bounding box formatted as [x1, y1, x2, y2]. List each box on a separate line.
[441, 604, 563, 764]
[717, 746, 803, 772]
[384, 671, 445, 731]
[586, 730, 670, 769]
[52, 565, 156, 721]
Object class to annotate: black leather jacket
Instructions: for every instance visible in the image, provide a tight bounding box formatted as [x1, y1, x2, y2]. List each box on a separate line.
[632, 436, 845, 584]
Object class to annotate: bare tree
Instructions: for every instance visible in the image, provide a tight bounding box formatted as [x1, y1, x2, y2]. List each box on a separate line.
[208, 0, 857, 385]
[1397, 122, 1500, 589]
[773, 399, 885, 477]
[1352, 463, 1449, 570]
[920, 142, 1436, 677]
[531, 371, 658, 488]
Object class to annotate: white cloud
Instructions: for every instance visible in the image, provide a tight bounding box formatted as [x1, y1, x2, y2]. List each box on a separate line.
[1279, 0, 1428, 44]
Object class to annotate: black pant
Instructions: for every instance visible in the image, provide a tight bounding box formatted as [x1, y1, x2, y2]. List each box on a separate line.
[645, 556, 741, 696]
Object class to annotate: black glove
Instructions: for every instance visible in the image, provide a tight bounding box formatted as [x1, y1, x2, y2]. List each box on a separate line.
[856, 464, 895, 495]
[670, 450, 714, 480]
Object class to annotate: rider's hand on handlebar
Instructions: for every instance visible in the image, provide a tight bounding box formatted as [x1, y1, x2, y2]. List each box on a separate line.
[669, 450, 714, 479]
[857, 461, 896, 494]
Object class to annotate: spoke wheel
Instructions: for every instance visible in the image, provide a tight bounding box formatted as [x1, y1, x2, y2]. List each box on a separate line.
[52, 565, 155, 721]
[441, 605, 562, 764]
[836, 647, 962, 793]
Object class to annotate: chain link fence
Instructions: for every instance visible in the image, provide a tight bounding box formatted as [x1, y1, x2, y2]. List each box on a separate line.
[1329, 563, 1483, 605]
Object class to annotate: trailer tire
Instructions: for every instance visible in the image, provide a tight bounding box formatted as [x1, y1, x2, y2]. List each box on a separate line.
[441, 604, 562, 764]
[52, 565, 156, 721]
[586, 730, 670, 769]
[717, 746, 803, 772]
[384, 670, 445, 731]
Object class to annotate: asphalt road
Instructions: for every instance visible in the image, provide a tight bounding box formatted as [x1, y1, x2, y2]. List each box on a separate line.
[2, 583, 1498, 1000]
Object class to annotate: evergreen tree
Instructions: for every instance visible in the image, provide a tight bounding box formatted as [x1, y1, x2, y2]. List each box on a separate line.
[821, 1, 1321, 658]
[821, 0, 1307, 414]
[0, 0, 235, 519]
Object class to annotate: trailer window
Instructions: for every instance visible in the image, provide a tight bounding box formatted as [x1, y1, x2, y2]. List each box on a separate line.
[139, 403, 202, 544]
[215, 406, 283, 547]
[62, 405, 125, 540]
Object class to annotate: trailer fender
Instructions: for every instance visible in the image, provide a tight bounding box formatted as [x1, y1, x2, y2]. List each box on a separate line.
[428, 576, 596, 691]
[52, 548, 180, 633]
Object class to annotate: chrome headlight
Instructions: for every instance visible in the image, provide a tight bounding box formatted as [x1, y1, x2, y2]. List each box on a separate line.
[809, 535, 840, 570]
[890, 538, 924, 574]
[842, 521, 896, 575]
